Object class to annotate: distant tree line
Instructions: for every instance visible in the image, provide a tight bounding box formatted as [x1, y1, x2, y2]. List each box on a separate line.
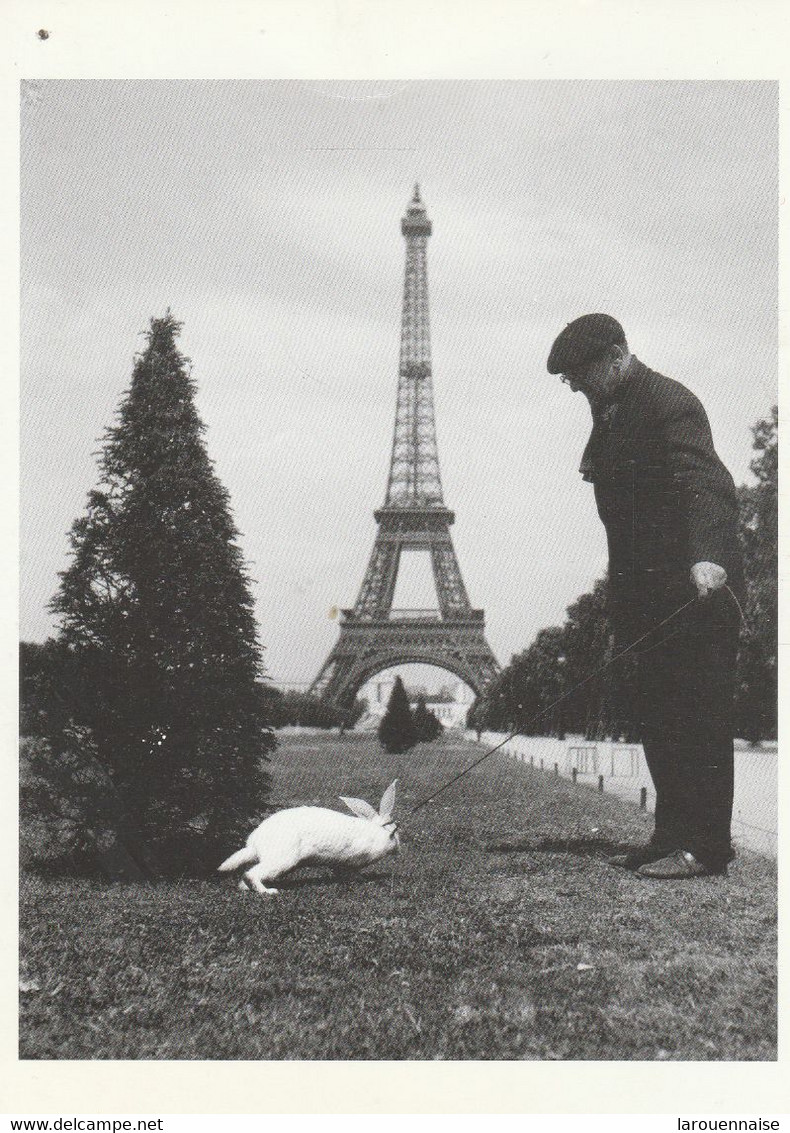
[469, 407, 777, 745]
[264, 688, 367, 730]
[466, 581, 639, 742]
[734, 406, 777, 743]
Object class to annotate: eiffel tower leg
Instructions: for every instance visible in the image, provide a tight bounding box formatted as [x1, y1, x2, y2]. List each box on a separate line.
[353, 539, 400, 620]
[309, 650, 338, 700]
[309, 639, 369, 709]
[431, 538, 471, 619]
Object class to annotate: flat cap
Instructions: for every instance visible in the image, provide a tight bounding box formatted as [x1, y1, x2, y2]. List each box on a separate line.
[547, 313, 626, 375]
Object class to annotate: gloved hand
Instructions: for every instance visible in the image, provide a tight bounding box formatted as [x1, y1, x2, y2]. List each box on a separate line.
[691, 561, 727, 598]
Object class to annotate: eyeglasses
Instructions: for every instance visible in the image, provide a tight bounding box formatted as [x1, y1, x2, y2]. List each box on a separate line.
[561, 371, 586, 386]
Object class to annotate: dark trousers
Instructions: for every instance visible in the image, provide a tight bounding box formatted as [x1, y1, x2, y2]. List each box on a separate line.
[633, 588, 740, 868]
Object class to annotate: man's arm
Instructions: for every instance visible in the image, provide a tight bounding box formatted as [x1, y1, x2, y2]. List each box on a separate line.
[659, 383, 740, 590]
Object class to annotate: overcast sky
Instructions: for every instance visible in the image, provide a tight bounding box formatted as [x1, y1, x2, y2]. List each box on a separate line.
[21, 80, 777, 686]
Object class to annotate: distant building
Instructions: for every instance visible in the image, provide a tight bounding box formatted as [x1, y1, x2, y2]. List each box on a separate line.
[422, 698, 470, 729]
[358, 675, 473, 730]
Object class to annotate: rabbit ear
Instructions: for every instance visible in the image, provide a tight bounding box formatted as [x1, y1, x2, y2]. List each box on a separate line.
[339, 796, 378, 820]
[378, 779, 398, 820]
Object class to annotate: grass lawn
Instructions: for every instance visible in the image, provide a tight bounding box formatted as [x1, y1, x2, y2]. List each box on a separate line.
[19, 732, 776, 1060]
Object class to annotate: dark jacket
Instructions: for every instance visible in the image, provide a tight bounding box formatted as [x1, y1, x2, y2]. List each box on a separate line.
[581, 358, 743, 644]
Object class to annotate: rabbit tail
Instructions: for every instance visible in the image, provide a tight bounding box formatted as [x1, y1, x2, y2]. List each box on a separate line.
[218, 846, 257, 872]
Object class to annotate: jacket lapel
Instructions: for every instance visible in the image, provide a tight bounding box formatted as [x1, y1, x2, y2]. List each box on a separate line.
[579, 360, 644, 480]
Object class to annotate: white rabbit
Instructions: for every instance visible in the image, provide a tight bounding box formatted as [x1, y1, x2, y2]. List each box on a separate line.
[217, 780, 399, 895]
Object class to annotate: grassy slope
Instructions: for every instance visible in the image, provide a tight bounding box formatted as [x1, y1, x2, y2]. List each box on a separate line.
[19, 733, 776, 1060]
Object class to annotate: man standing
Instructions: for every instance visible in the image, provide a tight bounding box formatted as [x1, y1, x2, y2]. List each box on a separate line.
[547, 314, 744, 879]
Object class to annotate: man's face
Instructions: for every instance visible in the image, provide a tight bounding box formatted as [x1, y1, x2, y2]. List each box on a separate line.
[562, 349, 621, 407]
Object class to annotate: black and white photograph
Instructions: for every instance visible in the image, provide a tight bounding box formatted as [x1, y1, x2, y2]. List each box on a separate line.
[8, 2, 783, 1111]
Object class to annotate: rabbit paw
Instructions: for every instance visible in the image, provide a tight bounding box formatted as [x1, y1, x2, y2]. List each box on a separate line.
[238, 878, 279, 896]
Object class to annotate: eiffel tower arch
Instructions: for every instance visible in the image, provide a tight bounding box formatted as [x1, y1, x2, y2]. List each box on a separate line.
[311, 186, 499, 708]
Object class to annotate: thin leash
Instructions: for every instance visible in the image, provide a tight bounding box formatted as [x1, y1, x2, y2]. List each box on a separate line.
[407, 584, 749, 820]
[724, 583, 751, 635]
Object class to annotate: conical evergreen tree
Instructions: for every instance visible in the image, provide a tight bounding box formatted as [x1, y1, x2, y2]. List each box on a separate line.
[412, 695, 442, 742]
[45, 312, 275, 873]
[377, 676, 418, 754]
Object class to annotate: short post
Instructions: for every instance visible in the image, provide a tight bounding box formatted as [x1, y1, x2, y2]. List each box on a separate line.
[540, 758, 544, 770]
[530, 756, 534, 767]
[598, 774, 604, 794]
[554, 762, 559, 777]
[640, 786, 647, 810]
[572, 767, 578, 784]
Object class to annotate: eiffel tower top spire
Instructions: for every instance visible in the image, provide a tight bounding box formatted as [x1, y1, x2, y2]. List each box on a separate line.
[385, 186, 444, 509]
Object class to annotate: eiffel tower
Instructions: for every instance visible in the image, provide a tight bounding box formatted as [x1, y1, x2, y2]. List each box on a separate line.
[311, 186, 499, 707]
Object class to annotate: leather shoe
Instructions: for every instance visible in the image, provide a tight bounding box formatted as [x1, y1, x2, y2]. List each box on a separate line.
[607, 845, 675, 870]
[636, 850, 727, 879]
